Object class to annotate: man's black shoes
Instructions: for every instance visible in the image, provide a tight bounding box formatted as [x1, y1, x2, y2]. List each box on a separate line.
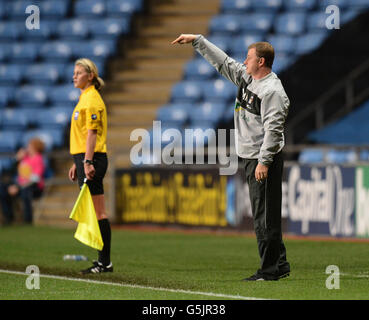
[80, 260, 113, 275]
[243, 269, 290, 281]
[242, 272, 278, 281]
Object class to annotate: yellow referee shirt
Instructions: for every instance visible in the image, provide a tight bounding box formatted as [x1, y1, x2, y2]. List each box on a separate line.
[70, 85, 107, 155]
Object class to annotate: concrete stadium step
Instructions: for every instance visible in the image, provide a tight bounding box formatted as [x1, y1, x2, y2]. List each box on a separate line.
[113, 65, 183, 76]
[108, 80, 175, 91]
[109, 58, 189, 72]
[105, 91, 169, 104]
[125, 46, 195, 59]
[108, 112, 157, 127]
[108, 103, 159, 113]
[150, 0, 219, 15]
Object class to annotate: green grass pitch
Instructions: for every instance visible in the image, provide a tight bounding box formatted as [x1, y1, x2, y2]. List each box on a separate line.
[0, 225, 368, 300]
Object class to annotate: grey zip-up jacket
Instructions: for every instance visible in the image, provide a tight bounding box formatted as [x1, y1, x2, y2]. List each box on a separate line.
[192, 35, 290, 166]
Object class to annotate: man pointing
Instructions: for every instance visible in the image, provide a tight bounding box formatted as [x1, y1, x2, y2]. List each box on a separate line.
[172, 34, 290, 281]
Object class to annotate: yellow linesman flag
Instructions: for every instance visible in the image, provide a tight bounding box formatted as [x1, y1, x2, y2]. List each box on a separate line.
[69, 182, 103, 251]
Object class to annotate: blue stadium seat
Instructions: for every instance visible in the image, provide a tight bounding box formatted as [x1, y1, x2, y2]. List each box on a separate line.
[0, 131, 21, 153]
[360, 149, 369, 161]
[284, 0, 317, 11]
[24, 20, 58, 40]
[307, 12, 330, 31]
[0, 64, 23, 85]
[0, 2, 5, 19]
[184, 59, 216, 80]
[15, 85, 49, 108]
[295, 31, 328, 55]
[206, 36, 231, 53]
[71, 39, 117, 60]
[171, 81, 203, 103]
[201, 79, 236, 103]
[239, 13, 275, 33]
[57, 19, 89, 39]
[48, 85, 80, 107]
[266, 34, 296, 54]
[275, 12, 307, 35]
[0, 21, 24, 41]
[22, 128, 65, 150]
[223, 104, 234, 122]
[74, 0, 106, 17]
[188, 102, 226, 126]
[318, 0, 348, 10]
[10, 42, 39, 62]
[106, 0, 144, 16]
[6, 0, 35, 20]
[25, 63, 65, 84]
[0, 44, 11, 62]
[35, 107, 71, 130]
[1, 109, 29, 130]
[209, 15, 241, 35]
[0, 86, 15, 109]
[229, 34, 265, 56]
[22, 108, 49, 127]
[311, 100, 369, 145]
[341, 10, 361, 25]
[231, 54, 247, 64]
[348, 0, 369, 9]
[39, 0, 71, 18]
[298, 149, 324, 164]
[0, 157, 16, 174]
[272, 53, 295, 74]
[308, 122, 365, 144]
[326, 149, 357, 163]
[251, 0, 282, 12]
[87, 17, 131, 39]
[221, 0, 253, 13]
[40, 41, 73, 62]
[156, 103, 190, 127]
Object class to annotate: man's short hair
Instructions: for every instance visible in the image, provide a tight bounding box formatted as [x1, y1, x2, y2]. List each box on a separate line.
[248, 42, 275, 68]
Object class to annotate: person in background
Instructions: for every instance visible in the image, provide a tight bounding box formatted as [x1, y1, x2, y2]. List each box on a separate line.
[68, 58, 112, 274]
[0, 138, 45, 225]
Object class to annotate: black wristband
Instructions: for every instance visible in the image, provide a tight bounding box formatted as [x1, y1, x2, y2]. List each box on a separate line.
[82, 159, 94, 165]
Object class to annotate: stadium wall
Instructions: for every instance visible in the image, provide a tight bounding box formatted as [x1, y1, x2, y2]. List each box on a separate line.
[114, 163, 369, 239]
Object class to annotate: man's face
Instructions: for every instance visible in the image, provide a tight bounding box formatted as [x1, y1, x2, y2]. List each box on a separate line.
[244, 48, 261, 76]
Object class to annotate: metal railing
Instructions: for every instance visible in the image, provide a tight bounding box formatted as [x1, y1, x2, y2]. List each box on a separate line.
[286, 57, 369, 144]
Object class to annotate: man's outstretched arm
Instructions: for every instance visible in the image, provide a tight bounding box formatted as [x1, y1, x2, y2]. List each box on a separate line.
[172, 34, 247, 87]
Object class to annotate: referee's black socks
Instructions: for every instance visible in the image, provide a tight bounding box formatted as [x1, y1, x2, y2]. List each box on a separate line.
[98, 218, 111, 266]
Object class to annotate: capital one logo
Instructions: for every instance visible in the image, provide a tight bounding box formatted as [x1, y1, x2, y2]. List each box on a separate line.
[325, 5, 340, 30]
[25, 5, 40, 30]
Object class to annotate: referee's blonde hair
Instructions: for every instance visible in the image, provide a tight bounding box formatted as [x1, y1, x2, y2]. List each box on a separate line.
[75, 58, 105, 91]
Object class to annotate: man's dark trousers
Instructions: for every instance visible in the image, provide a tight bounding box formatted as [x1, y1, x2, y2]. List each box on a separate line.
[242, 152, 290, 278]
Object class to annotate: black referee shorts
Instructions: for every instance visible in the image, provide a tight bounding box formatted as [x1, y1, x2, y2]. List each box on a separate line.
[73, 152, 108, 195]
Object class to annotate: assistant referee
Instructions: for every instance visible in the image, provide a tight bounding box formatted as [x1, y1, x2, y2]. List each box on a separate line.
[68, 58, 112, 274]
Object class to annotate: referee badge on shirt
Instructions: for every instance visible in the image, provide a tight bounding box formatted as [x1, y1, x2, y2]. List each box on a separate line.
[74, 111, 79, 120]
[91, 114, 97, 120]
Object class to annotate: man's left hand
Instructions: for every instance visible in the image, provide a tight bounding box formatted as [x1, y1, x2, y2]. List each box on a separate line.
[255, 163, 269, 183]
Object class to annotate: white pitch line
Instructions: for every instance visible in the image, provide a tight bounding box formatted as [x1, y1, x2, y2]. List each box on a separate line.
[340, 272, 369, 278]
[0, 269, 267, 300]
